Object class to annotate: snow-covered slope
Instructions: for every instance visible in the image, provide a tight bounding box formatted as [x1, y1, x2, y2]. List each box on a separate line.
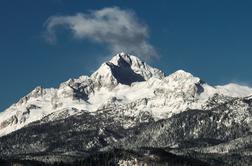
[0, 52, 252, 137]
[216, 83, 252, 97]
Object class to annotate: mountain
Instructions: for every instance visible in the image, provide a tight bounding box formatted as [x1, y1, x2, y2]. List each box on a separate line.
[0, 53, 165, 136]
[1, 52, 252, 166]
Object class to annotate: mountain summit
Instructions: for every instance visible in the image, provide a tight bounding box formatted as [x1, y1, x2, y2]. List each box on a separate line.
[91, 52, 164, 86]
[1, 53, 252, 165]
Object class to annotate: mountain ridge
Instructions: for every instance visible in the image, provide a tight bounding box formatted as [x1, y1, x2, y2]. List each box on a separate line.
[1, 52, 252, 137]
[1, 52, 252, 165]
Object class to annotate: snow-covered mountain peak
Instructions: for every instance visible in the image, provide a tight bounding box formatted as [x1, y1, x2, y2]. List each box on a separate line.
[26, 86, 44, 98]
[166, 70, 200, 82]
[15, 86, 46, 106]
[216, 83, 252, 97]
[59, 75, 92, 90]
[91, 53, 164, 87]
[109, 52, 133, 66]
[164, 70, 204, 93]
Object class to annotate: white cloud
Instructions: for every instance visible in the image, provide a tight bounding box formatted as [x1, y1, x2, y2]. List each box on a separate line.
[45, 7, 158, 60]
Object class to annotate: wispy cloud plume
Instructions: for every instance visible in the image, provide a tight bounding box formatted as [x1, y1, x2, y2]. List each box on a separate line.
[44, 7, 158, 60]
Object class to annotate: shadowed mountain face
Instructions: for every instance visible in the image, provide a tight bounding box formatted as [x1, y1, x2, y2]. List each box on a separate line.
[106, 57, 145, 85]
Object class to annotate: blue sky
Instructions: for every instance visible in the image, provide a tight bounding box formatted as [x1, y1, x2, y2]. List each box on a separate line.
[1, 0, 252, 111]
